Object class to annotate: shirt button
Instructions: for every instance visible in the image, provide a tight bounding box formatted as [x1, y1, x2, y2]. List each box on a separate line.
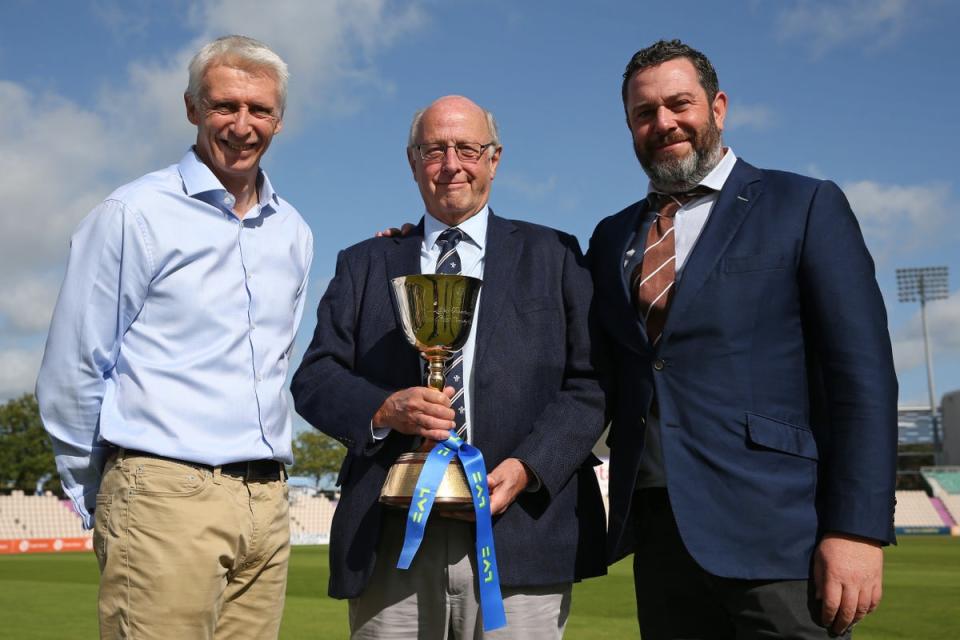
[653, 359, 665, 371]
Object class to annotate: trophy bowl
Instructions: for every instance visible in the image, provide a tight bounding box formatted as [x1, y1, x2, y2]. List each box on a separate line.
[379, 274, 482, 510]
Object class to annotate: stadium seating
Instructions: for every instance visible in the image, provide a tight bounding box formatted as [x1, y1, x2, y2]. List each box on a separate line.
[893, 490, 946, 528]
[0, 491, 90, 540]
[923, 469, 960, 494]
[1, 490, 340, 545]
[288, 494, 338, 544]
[920, 468, 960, 524]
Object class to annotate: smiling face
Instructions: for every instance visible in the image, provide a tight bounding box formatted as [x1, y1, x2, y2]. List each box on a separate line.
[408, 96, 501, 226]
[624, 57, 726, 192]
[185, 64, 283, 193]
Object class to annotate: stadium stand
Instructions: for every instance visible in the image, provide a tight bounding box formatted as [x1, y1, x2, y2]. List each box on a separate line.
[922, 467, 960, 525]
[893, 490, 946, 528]
[2, 491, 341, 549]
[288, 494, 337, 545]
[0, 491, 90, 540]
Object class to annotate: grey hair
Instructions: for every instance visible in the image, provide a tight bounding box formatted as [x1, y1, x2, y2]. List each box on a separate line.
[186, 35, 289, 114]
[407, 101, 501, 152]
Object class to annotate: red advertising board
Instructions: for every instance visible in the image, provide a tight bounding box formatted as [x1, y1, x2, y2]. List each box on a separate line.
[0, 537, 93, 554]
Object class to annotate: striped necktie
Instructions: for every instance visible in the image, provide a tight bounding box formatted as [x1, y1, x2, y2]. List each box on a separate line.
[631, 188, 712, 346]
[434, 227, 468, 439]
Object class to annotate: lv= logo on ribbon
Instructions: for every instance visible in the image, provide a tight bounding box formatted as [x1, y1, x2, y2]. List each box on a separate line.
[396, 431, 507, 632]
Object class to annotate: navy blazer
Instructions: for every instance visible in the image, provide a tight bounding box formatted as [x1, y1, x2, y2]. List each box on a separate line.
[589, 159, 898, 580]
[292, 210, 607, 598]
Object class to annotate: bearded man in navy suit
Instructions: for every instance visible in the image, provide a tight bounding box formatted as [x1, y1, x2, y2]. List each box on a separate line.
[590, 40, 898, 638]
[292, 95, 606, 639]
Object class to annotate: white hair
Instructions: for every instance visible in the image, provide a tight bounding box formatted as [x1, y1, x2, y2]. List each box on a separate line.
[186, 35, 289, 114]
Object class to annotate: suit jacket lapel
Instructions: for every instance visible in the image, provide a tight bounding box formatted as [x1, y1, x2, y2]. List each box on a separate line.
[604, 200, 652, 355]
[384, 220, 426, 381]
[475, 210, 521, 367]
[661, 159, 763, 343]
[385, 219, 425, 281]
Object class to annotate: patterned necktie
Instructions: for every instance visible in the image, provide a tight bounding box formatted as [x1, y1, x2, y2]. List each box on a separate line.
[631, 188, 712, 346]
[434, 227, 468, 439]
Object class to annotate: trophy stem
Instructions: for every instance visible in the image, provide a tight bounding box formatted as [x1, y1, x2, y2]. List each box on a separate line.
[424, 352, 448, 391]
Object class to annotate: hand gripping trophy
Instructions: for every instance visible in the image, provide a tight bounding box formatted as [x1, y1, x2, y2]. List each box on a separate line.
[379, 273, 482, 510]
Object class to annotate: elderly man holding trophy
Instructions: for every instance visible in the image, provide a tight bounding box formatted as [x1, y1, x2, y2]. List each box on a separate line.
[291, 95, 606, 638]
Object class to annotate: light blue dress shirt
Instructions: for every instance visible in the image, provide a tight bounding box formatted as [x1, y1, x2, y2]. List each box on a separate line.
[36, 149, 314, 527]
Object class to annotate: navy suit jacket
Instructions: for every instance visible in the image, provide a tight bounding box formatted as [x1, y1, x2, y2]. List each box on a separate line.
[292, 210, 607, 598]
[589, 159, 898, 579]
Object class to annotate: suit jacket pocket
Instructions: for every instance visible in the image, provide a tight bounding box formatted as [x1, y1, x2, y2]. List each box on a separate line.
[722, 253, 786, 273]
[746, 412, 819, 460]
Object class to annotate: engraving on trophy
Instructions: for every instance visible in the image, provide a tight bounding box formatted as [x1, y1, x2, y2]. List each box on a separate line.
[380, 274, 482, 509]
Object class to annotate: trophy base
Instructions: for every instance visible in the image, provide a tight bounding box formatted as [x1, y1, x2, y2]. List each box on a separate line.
[379, 452, 474, 511]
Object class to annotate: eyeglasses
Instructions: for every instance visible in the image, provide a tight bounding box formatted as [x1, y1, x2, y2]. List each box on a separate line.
[413, 142, 496, 163]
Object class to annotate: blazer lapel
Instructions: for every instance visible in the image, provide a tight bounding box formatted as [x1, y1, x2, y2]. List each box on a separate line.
[603, 201, 652, 356]
[661, 159, 763, 343]
[384, 219, 425, 282]
[384, 220, 427, 382]
[474, 210, 522, 367]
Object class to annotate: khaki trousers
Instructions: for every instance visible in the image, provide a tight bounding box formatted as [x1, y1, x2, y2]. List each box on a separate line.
[93, 451, 290, 640]
[350, 513, 571, 640]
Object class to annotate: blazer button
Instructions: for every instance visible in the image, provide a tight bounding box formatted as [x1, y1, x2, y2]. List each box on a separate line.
[653, 359, 665, 371]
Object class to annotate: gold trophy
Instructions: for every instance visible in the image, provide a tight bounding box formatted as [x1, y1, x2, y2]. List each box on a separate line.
[379, 274, 482, 511]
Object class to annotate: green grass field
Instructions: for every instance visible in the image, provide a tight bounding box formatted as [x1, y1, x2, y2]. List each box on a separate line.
[1, 537, 957, 639]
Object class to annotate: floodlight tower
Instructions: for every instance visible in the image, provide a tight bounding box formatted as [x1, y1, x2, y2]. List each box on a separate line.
[896, 266, 949, 457]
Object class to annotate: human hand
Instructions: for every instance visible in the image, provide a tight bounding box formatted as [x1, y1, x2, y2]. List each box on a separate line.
[372, 386, 455, 441]
[813, 532, 884, 635]
[375, 222, 416, 238]
[486, 458, 532, 516]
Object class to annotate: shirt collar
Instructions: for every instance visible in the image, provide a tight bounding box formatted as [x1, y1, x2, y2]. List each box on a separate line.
[177, 147, 280, 211]
[424, 205, 489, 252]
[645, 147, 738, 197]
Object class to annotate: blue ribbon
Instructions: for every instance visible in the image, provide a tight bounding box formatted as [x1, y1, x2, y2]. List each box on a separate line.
[397, 431, 507, 632]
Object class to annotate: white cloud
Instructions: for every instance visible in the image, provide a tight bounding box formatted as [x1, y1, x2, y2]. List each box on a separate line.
[0, 348, 43, 401]
[891, 290, 960, 374]
[725, 103, 775, 131]
[0, 276, 60, 334]
[0, 0, 425, 354]
[499, 174, 559, 199]
[192, 0, 426, 122]
[842, 180, 956, 264]
[777, 0, 914, 56]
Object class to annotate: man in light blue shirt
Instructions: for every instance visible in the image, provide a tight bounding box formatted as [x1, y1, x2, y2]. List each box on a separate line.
[36, 35, 312, 639]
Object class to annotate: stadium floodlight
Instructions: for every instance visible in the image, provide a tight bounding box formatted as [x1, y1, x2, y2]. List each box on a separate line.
[896, 266, 949, 459]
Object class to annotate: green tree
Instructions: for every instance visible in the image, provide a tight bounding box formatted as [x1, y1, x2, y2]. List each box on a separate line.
[291, 429, 345, 487]
[0, 393, 60, 494]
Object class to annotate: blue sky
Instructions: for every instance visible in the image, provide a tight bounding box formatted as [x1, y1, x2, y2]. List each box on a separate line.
[2, 0, 958, 418]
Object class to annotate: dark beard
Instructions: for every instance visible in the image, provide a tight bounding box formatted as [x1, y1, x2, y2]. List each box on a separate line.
[635, 117, 723, 193]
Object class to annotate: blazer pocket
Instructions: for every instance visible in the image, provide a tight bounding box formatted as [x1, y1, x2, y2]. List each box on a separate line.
[515, 296, 559, 314]
[746, 412, 819, 460]
[722, 253, 786, 273]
